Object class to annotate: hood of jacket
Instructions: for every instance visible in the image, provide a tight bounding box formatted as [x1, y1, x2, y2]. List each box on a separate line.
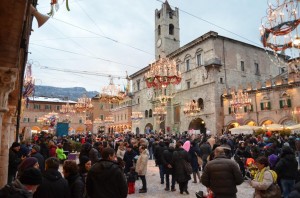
[43, 168, 63, 181]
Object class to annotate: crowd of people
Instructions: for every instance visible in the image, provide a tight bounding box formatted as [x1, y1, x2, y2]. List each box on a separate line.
[1, 130, 300, 197]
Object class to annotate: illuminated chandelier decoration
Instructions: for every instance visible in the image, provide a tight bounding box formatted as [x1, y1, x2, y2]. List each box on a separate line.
[99, 77, 125, 103]
[260, 0, 300, 72]
[93, 118, 103, 124]
[23, 62, 35, 98]
[153, 106, 167, 123]
[104, 115, 115, 124]
[183, 100, 200, 115]
[60, 102, 75, 114]
[75, 94, 93, 112]
[155, 84, 177, 105]
[230, 91, 252, 111]
[131, 112, 143, 123]
[38, 111, 59, 127]
[145, 57, 182, 89]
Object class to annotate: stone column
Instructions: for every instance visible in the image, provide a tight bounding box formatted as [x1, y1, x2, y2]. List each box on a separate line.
[0, 67, 18, 187]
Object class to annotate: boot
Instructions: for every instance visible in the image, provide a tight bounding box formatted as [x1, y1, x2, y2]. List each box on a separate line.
[192, 172, 197, 183]
[196, 171, 201, 182]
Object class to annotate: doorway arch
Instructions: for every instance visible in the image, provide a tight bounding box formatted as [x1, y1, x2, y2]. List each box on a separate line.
[188, 117, 205, 133]
[136, 127, 140, 135]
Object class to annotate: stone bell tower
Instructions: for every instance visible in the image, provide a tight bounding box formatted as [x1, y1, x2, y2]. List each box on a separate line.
[155, 0, 180, 60]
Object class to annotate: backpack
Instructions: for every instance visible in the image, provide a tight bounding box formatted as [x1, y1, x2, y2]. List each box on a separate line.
[269, 170, 278, 183]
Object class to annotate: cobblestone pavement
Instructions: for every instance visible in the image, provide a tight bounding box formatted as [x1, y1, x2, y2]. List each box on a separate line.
[129, 159, 254, 198]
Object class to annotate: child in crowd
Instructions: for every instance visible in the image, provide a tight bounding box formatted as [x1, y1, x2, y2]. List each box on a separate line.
[126, 167, 138, 194]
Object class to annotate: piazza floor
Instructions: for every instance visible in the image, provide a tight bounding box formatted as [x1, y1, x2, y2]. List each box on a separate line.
[129, 159, 254, 198]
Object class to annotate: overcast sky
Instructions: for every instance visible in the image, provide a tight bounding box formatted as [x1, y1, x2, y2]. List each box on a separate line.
[28, 0, 267, 91]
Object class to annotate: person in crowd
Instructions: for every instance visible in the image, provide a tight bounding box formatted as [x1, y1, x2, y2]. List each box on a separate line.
[288, 181, 300, 198]
[0, 168, 42, 198]
[123, 144, 137, 174]
[154, 140, 167, 184]
[89, 142, 102, 165]
[30, 145, 45, 172]
[173, 142, 191, 195]
[86, 147, 127, 198]
[79, 142, 92, 160]
[8, 142, 25, 184]
[275, 146, 298, 198]
[126, 167, 138, 194]
[268, 154, 279, 170]
[199, 141, 212, 170]
[63, 160, 84, 198]
[234, 141, 251, 178]
[20, 140, 32, 157]
[162, 142, 176, 191]
[136, 145, 149, 193]
[17, 157, 39, 179]
[38, 139, 49, 160]
[78, 156, 92, 198]
[249, 156, 279, 198]
[116, 142, 126, 160]
[48, 140, 57, 158]
[34, 157, 70, 198]
[189, 140, 201, 183]
[201, 147, 243, 198]
[56, 143, 67, 163]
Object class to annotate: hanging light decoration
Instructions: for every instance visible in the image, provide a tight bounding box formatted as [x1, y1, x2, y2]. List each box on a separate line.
[260, 0, 300, 72]
[145, 57, 182, 89]
[183, 100, 200, 115]
[60, 102, 75, 114]
[23, 62, 35, 98]
[104, 115, 115, 124]
[99, 77, 125, 103]
[131, 112, 143, 123]
[229, 91, 252, 112]
[75, 94, 93, 112]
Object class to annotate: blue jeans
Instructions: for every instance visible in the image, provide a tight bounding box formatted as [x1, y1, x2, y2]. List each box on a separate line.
[165, 173, 175, 189]
[281, 179, 295, 198]
[158, 165, 165, 183]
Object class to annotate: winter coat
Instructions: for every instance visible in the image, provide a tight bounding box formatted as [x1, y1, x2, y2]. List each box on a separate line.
[86, 159, 127, 198]
[162, 147, 175, 175]
[288, 181, 300, 198]
[89, 148, 100, 165]
[188, 145, 201, 172]
[251, 167, 274, 198]
[123, 150, 137, 173]
[136, 149, 149, 176]
[33, 168, 70, 198]
[201, 154, 243, 197]
[116, 148, 126, 159]
[154, 142, 167, 165]
[49, 145, 57, 158]
[65, 173, 84, 198]
[56, 148, 66, 161]
[173, 148, 191, 183]
[0, 179, 33, 198]
[8, 148, 22, 177]
[275, 150, 298, 180]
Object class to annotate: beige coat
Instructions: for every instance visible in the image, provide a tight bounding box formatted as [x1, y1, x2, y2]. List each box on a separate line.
[136, 149, 149, 176]
[251, 168, 273, 198]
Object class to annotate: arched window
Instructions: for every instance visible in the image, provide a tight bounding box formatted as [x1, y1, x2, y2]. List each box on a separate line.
[145, 110, 148, 118]
[158, 25, 161, 36]
[149, 109, 153, 117]
[169, 24, 174, 35]
[198, 98, 204, 110]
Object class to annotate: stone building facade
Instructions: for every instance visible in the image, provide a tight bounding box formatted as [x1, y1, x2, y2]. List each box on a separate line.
[130, 1, 282, 135]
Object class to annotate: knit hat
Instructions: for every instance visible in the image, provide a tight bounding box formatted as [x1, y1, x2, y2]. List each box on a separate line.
[32, 145, 40, 152]
[18, 157, 38, 172]
[268, 154, 278, 168]
[79, 156, 90, 165]
[19, 167, 42, 185]
[11, 142, 20, 148]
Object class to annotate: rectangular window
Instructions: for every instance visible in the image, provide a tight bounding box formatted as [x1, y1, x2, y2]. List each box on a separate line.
[176, 64, 180, 72]
[187, 81, 191, 89]
[56, 105, 60, 111]
[79, 119, 82, 124]
[220, 77, 223, 84]
[137, 80, 140, 91]
[261, 102, 271, 110]
[23, 118, 30, 122]
[255, 63, 260, 75]
[186, 59, 190, 71]
[45, 104, 51, 110]
[100, 115, 104, 120]
[110, 104, 113, 109]
[125, 114, 127, 120]
[33, 104, 40, 110]
[100, 104, 104, 109]
[174, 106, 180, 123]
[35, 118, 38, 123]
[197, 54, 202, 66]
[241, 61, 245, 71]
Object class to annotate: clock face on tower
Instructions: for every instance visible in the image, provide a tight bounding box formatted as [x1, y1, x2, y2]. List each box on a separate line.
[156, 38, 162, 48]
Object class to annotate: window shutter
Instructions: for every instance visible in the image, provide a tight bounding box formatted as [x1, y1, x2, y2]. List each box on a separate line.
[287, 99, 292, 107]
[229, 107, 231, 114]
[279, 100, 283, 109]
[244, 106, 247, 112]
[268, 102, 271, 110]
[260, 103, 264, 110]
[250, 105, 254, 112]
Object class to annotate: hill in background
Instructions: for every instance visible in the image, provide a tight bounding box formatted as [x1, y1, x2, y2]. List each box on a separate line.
[34, 85, 98, 101]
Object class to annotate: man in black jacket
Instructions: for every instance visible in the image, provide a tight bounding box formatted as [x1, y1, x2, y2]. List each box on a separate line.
[33, 157, 70, 198]
[30, 145, 45, 173]
[8, 142, 24, 184]
[86, 147, 127, 198]
[201, 147, 243, 198]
